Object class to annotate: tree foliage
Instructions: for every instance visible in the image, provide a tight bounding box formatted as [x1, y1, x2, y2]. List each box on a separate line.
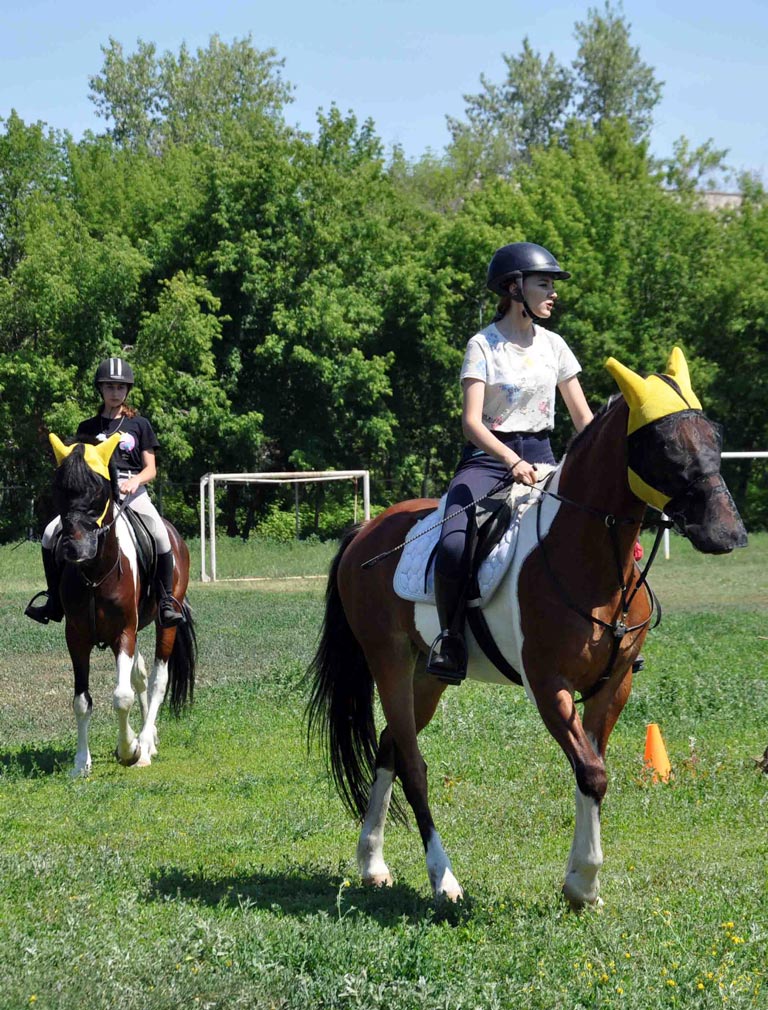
[0, 28, 766, 541]
[448, 2, 663, 177]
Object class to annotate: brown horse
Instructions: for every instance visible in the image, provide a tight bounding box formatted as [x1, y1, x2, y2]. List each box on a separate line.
[307, 349, 747, 907]
[48, 433, 196, 776]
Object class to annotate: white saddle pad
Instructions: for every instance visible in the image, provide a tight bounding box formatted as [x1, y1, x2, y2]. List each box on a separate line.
[394, 464, 557, 608]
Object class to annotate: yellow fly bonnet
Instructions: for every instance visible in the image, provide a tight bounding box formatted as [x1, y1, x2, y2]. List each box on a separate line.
[604, 347, 704, 511]
[49, 431, 122, 480]
[49, 432, 122, 527]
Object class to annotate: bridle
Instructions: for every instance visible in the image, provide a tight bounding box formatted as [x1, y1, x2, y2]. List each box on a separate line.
[534, 477, 671, 703]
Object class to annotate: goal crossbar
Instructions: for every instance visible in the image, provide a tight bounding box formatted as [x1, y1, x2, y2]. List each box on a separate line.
[199, 470, 370, 581]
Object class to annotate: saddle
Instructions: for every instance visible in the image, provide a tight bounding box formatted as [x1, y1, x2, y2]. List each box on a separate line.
[394, 466, 556, 608]
[394, 466, 559, 686]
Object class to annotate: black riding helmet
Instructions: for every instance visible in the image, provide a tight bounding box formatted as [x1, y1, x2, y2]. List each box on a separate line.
[487, 242, 570, 321]
[94, 357, 135, 390]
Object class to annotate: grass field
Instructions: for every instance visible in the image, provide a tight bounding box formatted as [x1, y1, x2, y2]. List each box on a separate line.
[0, 533, 766, 1009]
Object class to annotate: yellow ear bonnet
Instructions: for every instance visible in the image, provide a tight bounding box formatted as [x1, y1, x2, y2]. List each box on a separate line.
[605, 346, 702, 436]
[49, 432, 122, 481]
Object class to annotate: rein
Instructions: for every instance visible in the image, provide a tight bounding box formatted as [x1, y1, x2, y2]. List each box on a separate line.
[74, 490, 138, 648]
[360, 472, 515, 570]
[534, 485, 672, 704]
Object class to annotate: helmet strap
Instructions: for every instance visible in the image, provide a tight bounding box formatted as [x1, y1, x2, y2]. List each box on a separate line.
[509, 272, 546, 322]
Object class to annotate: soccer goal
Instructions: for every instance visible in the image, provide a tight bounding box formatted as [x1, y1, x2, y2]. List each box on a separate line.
[198, 470, 371, 581]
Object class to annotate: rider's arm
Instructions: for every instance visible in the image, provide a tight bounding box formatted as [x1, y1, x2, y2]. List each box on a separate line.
[558, 375, 593, 433]
[119, 450, 157, 495]
[461, 379, 536, 484]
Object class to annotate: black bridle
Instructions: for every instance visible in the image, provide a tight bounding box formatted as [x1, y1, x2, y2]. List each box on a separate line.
[533, 478, 672, 703]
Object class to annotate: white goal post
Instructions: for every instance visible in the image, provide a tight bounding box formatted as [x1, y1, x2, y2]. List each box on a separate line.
[198, 470, 371, 581]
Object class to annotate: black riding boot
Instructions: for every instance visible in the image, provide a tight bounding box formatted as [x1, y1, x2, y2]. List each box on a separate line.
[24, 547, 64, 624]
[426, 572, 468, 685]
[156, 550, 183, 628]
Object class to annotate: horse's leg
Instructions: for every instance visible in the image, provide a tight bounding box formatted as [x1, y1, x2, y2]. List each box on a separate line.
[357, 727, 396, 887]
[66, 625, 93, 778]
[371, 644, 462, 901]
[131, 651, 152, 748]
[532, 681, 610, 909]
[358, 659, 448, 889]
[563, 669, 634, 907]
[135, 627, 174, 767]
[113, 630, 140, 766]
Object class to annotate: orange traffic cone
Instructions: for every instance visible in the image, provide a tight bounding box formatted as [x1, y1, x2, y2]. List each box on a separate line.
[644, 723, 671, 783]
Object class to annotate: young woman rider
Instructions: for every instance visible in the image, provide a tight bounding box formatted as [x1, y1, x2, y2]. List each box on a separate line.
[427, 242, 594, 683]
[25, 357, 183, 628]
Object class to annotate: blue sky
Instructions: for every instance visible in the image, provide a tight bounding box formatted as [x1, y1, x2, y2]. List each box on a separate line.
[2, 0, 766, 184]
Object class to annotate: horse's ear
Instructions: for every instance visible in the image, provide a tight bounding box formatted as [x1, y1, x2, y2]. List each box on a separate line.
[49, 433, 75, 467]
[83, 432, 122, 481]
[604, 357, 644, 412]
[664, 346, 702, 409]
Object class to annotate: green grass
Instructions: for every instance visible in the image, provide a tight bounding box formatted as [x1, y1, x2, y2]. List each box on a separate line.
[0, 535, 766, 1009]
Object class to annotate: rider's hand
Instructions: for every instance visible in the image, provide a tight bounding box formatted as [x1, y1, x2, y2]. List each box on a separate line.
[507, 457, 538, 486]
[119, 477, 141, 495]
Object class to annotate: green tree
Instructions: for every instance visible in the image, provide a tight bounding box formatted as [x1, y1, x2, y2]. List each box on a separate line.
[572, 2, 663, 140]
[89, 35, 292, 152]
[447, 38, 573, 177]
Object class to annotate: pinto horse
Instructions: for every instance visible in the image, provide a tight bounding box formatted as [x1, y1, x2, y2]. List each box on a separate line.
[307, 349, 747, 907]
[48, 432, 196, 776]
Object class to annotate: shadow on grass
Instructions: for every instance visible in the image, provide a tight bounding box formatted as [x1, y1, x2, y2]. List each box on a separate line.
[148, 865, 473, 927]
[0, 743, 71, 777]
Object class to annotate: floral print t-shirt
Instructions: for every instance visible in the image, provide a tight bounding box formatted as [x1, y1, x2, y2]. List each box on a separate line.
[459, 323, 581, 432]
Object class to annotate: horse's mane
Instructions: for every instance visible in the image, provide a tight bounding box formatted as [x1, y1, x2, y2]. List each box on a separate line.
[565, 393, 624, 456]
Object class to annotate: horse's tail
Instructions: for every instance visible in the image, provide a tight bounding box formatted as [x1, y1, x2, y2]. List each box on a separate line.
[167, 600, 197, 715]
[306, 525, 378, 822]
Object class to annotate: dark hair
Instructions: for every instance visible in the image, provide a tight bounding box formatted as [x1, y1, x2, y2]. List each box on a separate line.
[492, 293, 513, 322]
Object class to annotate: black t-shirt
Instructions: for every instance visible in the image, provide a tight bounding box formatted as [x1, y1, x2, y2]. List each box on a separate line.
[76, 414, 160, 475]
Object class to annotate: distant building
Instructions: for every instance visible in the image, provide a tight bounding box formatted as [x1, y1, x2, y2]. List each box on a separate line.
[699, 191, 743, 211]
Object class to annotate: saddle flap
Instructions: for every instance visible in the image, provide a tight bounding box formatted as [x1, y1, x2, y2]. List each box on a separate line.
[122, 509, 158, 589]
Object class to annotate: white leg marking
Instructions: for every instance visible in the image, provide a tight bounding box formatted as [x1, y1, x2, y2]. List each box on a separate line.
[113, 649, 139, 765]
[426, 831, 463, 902]
[563, 787, 604, 908]
[135, 657, 169, 767]
[132, 652, 149, 727]
[72, 692, 92, 778]
[357, 768, 394, 887]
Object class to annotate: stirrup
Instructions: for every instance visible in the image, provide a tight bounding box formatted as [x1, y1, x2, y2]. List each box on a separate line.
[426, 631, 468, 685]
[24, 591, 62, 625]
[632, 655, 645, 674]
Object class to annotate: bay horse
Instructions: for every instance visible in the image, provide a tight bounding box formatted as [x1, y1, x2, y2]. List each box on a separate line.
[48, 432, 196, 776]
[307, 349, 747, 908]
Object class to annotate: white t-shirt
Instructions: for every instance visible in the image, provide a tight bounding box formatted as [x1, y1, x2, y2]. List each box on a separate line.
[460, 323, 581, 432]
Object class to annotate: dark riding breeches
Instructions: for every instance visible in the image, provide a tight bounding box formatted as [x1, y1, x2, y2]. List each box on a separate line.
[435, 431, 556, 582]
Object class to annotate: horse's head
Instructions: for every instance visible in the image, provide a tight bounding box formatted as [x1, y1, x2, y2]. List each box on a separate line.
[49, 432, 121, 563]
[605, 348, 747, 555]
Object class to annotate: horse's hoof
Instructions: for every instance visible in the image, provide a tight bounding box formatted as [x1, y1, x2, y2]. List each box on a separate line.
[433, 871, 464, 904]
[70, 764, 91, 779]
[362, 872, 393, 888]
[115, 742, 141, 767]
[562, 887, 604, 912]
